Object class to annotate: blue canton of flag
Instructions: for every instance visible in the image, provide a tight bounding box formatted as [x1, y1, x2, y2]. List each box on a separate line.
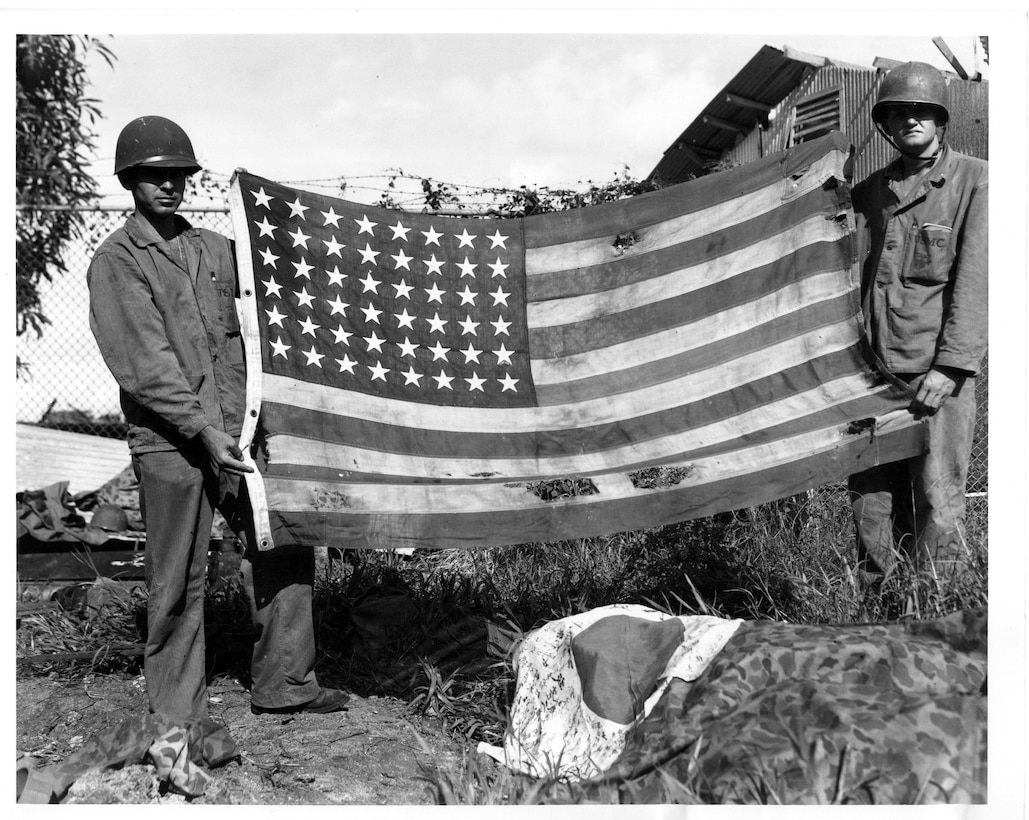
[240, 175, 534, 408]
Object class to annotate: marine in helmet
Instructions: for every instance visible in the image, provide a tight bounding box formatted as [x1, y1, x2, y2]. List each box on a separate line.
[847, 62, 988, 594]
[88, 117, 350, 725]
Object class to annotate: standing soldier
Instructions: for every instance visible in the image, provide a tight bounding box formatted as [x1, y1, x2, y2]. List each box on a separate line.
[88, 116, 350, 723]
[848, 62, 988, 590]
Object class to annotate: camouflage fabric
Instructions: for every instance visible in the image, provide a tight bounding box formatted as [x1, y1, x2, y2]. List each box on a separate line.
[576, 608, 986, 804]
[17, 713, 237, 803]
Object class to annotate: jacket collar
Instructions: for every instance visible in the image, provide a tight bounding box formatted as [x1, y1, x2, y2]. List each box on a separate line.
[884, 143, 950, 189]
[124, 212, 196, 248]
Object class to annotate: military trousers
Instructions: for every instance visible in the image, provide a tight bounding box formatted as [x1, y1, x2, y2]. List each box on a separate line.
[133, 446, 320, 723]
[848, 375, 978, 584]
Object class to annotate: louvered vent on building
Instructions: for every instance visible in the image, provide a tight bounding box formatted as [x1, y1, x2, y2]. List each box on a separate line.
[791, 85, 842, 145]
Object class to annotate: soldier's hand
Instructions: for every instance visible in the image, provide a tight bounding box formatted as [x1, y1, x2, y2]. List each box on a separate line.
[909, 366, 962, 419]
[197, 426, 254, 475]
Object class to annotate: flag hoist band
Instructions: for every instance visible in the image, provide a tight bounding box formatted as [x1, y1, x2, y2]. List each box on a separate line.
[229, 131, 924, 552]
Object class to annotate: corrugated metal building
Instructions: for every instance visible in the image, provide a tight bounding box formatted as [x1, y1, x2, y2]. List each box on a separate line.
[648, 44, 988, 185]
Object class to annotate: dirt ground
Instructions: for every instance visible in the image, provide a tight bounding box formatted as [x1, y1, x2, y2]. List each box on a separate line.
[16, 670, 471, 804]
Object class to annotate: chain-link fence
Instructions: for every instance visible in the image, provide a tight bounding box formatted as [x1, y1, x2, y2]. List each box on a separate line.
[15, 205, 988, 500]
[16, 206, 232, 437]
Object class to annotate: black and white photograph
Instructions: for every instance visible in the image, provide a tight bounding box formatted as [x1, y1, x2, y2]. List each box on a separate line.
[10, 6, 1025, 812]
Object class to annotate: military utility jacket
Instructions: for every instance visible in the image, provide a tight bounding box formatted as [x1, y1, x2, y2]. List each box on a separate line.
[88, 213, 246, 454]
[851, 144, 988, 376]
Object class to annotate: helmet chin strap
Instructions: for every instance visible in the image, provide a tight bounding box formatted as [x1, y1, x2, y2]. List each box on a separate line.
[875, 121, 946, 165]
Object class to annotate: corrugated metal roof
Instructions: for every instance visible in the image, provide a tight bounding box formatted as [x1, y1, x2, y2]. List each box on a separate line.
[648, 45, 818, 183]
[648, 45, 987, 184]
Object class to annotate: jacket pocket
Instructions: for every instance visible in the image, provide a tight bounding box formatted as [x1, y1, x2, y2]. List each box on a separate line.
[184, 372, 205, 392]
[902, 223, 955, 284]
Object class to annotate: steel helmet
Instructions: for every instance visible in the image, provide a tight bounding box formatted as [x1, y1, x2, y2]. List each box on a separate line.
[872, 62, 950, 125]
[88, 503, 129, 533]
[114, 115, 202, 175]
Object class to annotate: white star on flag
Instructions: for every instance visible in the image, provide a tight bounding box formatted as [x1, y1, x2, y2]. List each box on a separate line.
[421, 226, 443, 246]
[391, 249, 413, 270]
[302, 346, 324, 367]
[424, 283, 445, 304]
[455, 229, 476, 248]
[390, 221, 411, 241]
[394, 308, 416, 330]
[269, 337, 290, 358]
[321, 207, 343, 228]
[427, 340, 450, 361]
[433, 370, 455, 390]
[326, 295, 349, 316]
[423, 255, 445, 276]
[397, 337, 419, 358]
[487, 229, 508, 249]
[255, 217, 276, 238]
[336, 354, 357, 373]
[323, 235, 345, 257]
[462, 343, 482, 364]
[392, 279, 414, 300]
[262, 276, 282, 297]
[360, 272, 381, 294]
[287, 198, 309, 219]
[259, 248, 280, 268]
[251, 187, 273, 208]
[490, 286, 510, 306]
[490, 315, 512, 336]
[456, 258, 477, 278]
[326, 266, 346, 287]
[499, 373, 519, 392]
[298, 316, 320, 337]
[265, 305, 287, 327]
[364, 331, 386, 353]
[426, 312, 448, 334]
[361, 303, 383, 324]
[293, 287, 315, 309]
[466, 372, 486, 392]
[358, 245, 380, 265]
[494, 343, 513, 365]
[457, 285, 477, 306]
[292, 258, 314, 279]
[489, 258, 509, 278]
[368, 362, 389, 382]
[402, 366, 423, 386]
[330, 325, 353, 345]
[288, 226, 311, 249]
[355, 215, 377, 235]
[458, 315, 480, 336]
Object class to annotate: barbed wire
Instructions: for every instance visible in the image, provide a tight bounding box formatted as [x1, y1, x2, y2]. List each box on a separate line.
[88, 165, 633, 211]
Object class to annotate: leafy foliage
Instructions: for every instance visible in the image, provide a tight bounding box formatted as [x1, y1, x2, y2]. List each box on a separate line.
[16, 35, 114, 356]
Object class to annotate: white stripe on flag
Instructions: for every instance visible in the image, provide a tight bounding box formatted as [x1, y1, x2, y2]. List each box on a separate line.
[267, 371, 885, 478]
[530, 270, 853, 385]
[523, 149, 848, 275]
[263, 318, 861, 436]
[527, 215, 849, 328]
[262, 409, 919, 515]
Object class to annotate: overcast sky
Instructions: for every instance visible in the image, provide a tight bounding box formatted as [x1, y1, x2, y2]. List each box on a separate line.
[76, 22, 989, 206]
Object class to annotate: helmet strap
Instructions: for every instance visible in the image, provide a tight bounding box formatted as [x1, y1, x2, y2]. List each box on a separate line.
[875, 120, 946, 165]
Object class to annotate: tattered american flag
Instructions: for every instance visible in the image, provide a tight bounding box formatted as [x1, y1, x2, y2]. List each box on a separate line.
[229, 132, 923, 551]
